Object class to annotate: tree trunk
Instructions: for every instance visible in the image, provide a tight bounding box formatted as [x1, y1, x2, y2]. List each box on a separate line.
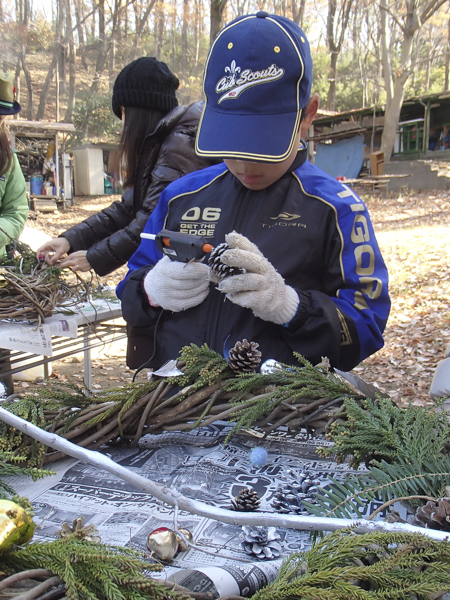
[35, 51, 59, 120]
[154, 4, 165, 60]
[21, 53, 33, 120]
[13, 58, 20, 120]
[380, 0, 393, 109]
[327, 51, 338, 110]
[210, 0, 228, 46]
[380, 26, 415, 160]
[194, 0, 200, 66]
[57, 0, 67, 97]
[108, 0, 122, 90]
[65, 0, 76, 122]
[380, 0, 448, 160]
[74, 0, 88, 69]
[171, 0, 176, 68]
[326, 0, 354, 111]
[181, 0, 189, 82]
[445, 11, 450, 90]
[90, 0, 106, 95]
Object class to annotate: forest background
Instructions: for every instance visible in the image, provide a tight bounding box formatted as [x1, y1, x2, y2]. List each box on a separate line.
[1, 0, 449, 160]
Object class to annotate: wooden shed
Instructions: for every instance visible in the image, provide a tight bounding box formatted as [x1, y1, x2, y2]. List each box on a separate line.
[8, 120, 76, 211]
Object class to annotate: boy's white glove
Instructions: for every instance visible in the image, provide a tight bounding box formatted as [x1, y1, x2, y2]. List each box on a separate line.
[143, 255, 210, 312]
[217, 232, 299, 324]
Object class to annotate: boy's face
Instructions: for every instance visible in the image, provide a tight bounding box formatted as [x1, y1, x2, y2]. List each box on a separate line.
[223, 95, 319, 191]
[224, 128, 301, 190]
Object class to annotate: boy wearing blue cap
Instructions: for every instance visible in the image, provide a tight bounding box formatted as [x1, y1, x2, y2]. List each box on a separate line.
[117, 12, 390, 373]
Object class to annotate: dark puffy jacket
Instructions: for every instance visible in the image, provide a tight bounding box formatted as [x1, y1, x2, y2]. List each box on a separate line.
[61, 102, 211, 276]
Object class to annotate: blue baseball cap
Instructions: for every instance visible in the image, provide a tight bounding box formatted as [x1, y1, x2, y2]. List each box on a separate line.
[196, 12, 313, 163]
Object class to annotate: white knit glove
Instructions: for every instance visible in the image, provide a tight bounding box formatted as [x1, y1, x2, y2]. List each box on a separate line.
[217, 232, 299, 325]
[143, 255, 210, 312]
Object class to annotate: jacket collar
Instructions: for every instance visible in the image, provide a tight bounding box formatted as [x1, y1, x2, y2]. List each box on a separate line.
[288, 142, 308, 174]
[150, 105, 188, 138]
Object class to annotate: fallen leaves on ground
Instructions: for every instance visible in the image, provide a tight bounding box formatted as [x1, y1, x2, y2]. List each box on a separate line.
[353, 189, 450, 407]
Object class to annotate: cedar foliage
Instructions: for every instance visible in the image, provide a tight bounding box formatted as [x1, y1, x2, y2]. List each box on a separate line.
[0, 449, 52, 499]
[250, 529, 450, 600]
[223, 352, 356, 440]
[318, 396, 450, 469]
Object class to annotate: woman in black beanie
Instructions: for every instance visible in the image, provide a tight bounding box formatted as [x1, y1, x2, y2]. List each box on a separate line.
[36, 57, 212, 277]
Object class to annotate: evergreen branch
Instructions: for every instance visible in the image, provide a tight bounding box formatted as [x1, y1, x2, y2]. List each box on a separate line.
[319, 397, 450, 469]
[304, 456, 450, 519]
[0, 538, 191, 600]
[250, 529, 450, 599]
[172, 343, 234, 392]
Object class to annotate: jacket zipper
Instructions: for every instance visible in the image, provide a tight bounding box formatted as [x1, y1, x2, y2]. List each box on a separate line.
[206, 184, 253, 354]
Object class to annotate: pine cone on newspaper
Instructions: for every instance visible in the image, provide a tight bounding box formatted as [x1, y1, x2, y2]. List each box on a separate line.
[240, 525, 282, 560]
[208, 242, 245, 280]
[228, 339, 262, 374]
[230, 487, 261, 512]
[415, 499, 450, 531]
[56, 517, 101, 542]
[271, 472, 319, 515]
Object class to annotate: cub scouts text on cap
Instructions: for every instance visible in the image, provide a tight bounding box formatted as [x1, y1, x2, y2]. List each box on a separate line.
[196, 12, 313, 163]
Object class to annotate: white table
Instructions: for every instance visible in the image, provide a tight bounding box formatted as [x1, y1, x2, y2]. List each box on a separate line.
[0, 299, 126, 390]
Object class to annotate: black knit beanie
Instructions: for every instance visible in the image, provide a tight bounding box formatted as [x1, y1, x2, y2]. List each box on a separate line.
[112, 57, 179, 119]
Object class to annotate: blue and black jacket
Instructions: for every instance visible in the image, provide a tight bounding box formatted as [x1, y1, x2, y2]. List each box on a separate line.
[117, 147, 390, 372]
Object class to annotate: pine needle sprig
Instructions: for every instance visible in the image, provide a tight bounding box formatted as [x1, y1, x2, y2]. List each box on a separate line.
[0, 538, 190, 600]
[249, 529, 450, 600]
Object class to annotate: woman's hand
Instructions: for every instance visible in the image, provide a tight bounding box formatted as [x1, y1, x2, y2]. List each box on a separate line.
[59, 250, 92, 272]
[36, 237, 71, 265]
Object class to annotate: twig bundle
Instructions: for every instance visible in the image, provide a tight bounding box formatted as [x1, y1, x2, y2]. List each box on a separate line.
[0, 268, 72, 324]
[0, 237, 91, 324]
[0, 345, 363, 467]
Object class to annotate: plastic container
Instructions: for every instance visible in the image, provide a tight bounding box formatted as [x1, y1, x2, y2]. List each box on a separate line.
[30, 175, 43, 195]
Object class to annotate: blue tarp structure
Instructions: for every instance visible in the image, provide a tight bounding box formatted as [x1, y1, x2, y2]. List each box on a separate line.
[315, 136, 365, 179]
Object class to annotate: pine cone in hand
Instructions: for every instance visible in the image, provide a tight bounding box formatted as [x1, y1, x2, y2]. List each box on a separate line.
[415, 499, 450, 531]
[230, 487, 261, 511]
[208, 242, 245, 280]
[228, 339, 262, 374]
[240, 525, 282, 560]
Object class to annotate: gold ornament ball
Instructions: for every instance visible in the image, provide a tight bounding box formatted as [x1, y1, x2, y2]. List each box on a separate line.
[0, 499, 35, 553]
[176, 527, 194, 551]
[146, 527, 178, 561]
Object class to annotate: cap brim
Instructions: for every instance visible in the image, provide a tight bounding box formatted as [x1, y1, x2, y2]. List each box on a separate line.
[196, 104, 302, 163]
[0, 101, 21, 116]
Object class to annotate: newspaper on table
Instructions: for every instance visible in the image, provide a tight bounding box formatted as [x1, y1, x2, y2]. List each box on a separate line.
[5, 423, 385, 598]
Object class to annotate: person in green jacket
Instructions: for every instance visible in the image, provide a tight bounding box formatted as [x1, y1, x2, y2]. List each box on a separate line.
[0, 74, 28, 255]
[0, 72, 29, 396]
